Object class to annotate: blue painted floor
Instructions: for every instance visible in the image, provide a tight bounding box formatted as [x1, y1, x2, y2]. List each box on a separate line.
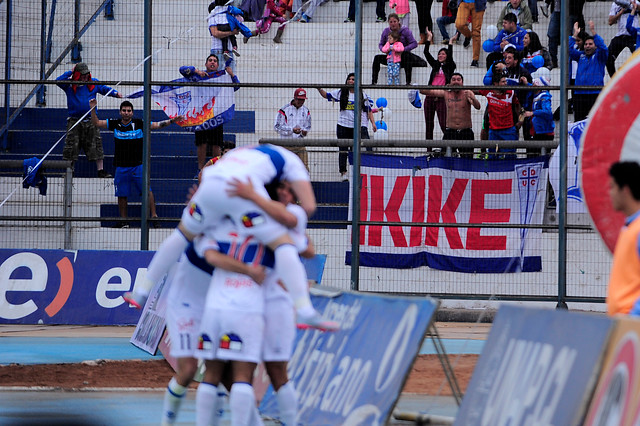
[0, 337, 161, 366]
[0, 336, 482, 366]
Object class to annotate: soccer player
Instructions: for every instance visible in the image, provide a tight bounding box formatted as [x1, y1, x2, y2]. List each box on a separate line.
[160, 236, 265, 426]
[124, 144, 338, 332]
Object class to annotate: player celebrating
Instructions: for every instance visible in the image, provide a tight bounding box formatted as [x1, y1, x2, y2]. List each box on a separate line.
[125, 144, 338, 332]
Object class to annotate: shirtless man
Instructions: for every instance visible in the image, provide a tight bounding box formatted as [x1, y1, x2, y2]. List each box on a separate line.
[422, 72, 481, 155]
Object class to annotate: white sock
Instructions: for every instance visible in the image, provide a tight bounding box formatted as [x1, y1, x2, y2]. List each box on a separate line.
[274, 244, 312, 311]
[230, 382, 257, 426]
[141, 228, 189, 293]
[275, 381, 298, 426]
[196, 382, 220, 426]
[161, 377, 187, 425]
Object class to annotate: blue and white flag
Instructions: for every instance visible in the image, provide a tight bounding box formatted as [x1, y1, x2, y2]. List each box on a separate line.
[549, 120, 587, 214]
[128, 71, 235, 132]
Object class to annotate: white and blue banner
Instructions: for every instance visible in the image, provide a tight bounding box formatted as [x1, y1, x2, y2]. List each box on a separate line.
[549, 120, 587, 214]
[128, 71, 235, 132]
[259, 292, 439, 425]
[0, 249, 152, 325]
[348, 154, 549, 273]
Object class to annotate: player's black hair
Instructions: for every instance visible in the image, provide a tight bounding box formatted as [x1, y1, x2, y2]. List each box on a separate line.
[609, 161, 640, 200]
[119, 100, 134, 110]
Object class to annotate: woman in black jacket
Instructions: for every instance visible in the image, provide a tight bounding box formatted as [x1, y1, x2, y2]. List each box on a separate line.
[420, 29, 457, 140]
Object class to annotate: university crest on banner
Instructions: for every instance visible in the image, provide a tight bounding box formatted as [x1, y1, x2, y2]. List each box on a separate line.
[347, 154, 549, 273]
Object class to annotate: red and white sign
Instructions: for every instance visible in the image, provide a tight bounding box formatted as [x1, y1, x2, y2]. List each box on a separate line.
[347, 155, 549, 273]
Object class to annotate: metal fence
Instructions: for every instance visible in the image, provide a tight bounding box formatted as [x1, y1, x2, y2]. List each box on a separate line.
[0, 0, 620, 305]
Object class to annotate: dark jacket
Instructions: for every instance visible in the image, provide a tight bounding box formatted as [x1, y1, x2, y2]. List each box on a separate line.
[424, 42, 456, 85]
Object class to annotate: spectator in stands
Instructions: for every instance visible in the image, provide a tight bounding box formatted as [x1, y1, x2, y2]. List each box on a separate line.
[372, 14, 428, 84]
[569, 20, 608, 122]
[477, 73, 521, 155]
[529, 0, 538, 24]
[546, 0, 561, 68]
[414, 0, 434, 44]
[607, 1, 636, 77]
[436, 0, 470, 46]
[55, 62, 122, 178]
[455, 0, 487, 67]
[180, 55, 240, 171]
[421, 29, 457, 140]
[627, 0, 640, 49]
[522, 31, 553, 73]
[209, 0, 239, 71]
[240, 0, 266, 21]
[297, 0, 327, 22]
[256, 0, 289, 43]
[317, 73, 377, 180]
[422, 72, 481, 155]
[390, 0, 411, 27]
[523, 77, 555, 154]
[89, 99, 182, 227]
[381, 31, 406, 85]
[606, 161, 640, 316]
[345, 0, 386, 23]
[208, 3, 256, 59]
[497, 0, 533, 30]
[274, 88, 312, 168]
[486, 13, 528, 69]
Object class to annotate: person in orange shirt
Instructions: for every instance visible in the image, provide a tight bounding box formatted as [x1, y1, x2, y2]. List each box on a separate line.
[606, 161, 640, 315]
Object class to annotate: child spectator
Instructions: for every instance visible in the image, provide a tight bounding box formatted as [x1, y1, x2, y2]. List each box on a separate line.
[390, 0, 411, 27]
[523, 77, 555, 155]
[382, 31, 405, 85]
[256, 0, 289, 43]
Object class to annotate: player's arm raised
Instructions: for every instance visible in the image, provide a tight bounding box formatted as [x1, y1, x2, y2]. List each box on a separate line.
[203, 248, 266, 284]
[226, 177, 298, 228]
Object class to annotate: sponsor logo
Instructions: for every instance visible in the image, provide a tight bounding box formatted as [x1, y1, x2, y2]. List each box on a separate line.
[198, 333, 212, 351]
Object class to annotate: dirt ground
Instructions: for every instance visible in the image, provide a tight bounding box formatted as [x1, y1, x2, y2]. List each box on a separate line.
[0, 354, 477, 395]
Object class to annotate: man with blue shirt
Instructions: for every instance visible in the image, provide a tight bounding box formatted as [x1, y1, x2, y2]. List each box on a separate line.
[56, 62, 122, 178]
[90, 99, 182, 227]
[569, 20, 608, 122]
[485, 13, 528, 69]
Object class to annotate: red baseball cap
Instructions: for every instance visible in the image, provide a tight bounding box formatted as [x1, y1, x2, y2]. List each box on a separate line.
[294, 88, 307, 99]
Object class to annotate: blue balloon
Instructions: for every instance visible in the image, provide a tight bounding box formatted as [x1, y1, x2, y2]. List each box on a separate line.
[531, 55, 545, 69]
[482, 39, 494, 53]
[376, 97, 388, 108]
[375, 120, 387, 130]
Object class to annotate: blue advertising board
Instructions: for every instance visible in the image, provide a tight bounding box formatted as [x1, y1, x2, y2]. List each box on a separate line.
[455, 305, 615, 426]
[259, 292, 439, 425]
[0, 249, 153, 325]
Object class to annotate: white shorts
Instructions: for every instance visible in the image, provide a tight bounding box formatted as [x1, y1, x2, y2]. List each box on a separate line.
[165, 257, 212, 358]
[263, 297, 296, 362]
[181, 176, 289, 246]
[197, 308, 264, 364]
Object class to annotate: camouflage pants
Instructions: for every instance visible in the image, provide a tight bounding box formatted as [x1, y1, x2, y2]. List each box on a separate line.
[63, 117, 104, 162]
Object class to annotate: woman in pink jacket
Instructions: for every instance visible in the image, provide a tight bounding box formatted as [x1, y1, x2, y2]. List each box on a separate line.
[381, 31, 405, 85]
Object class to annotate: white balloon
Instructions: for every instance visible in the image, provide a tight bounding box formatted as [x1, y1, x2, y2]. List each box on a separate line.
[374, 129, 389, 140]
[485, 25, 498, 40]
[381, 107, 392, 120]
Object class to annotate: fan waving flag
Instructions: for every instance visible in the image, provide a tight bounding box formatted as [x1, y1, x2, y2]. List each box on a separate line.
[128, 70, 235, 132]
